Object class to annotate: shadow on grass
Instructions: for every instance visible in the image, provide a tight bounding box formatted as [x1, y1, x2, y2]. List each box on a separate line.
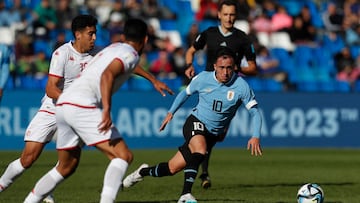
[108, 182, 353, 203]
[221, 181, 355, 189]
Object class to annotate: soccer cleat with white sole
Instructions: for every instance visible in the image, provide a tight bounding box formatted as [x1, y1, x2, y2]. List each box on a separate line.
[177, 193, 197, 203]
[43, 194, 55, 203]
[122, 163, 148, 188]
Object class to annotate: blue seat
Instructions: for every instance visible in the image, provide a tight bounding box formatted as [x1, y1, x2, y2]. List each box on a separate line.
[130, 76, 153, 91]
[278, 0, 303, 16]
[293, 45, 315, 67]
[245, 77, 264, 92]
[317, 80, 336, 92]
[160, 77, 183, 92]
[160, 19, 177, 31]
[350, 45, 360, 59]
[322, 34, 345, 56]
[296, 81, 319, 92]
[262, 79, 283, 92]
[19, 75, 39, 89]
[335, 81, 351, 92]
[355, 80, 360, 92]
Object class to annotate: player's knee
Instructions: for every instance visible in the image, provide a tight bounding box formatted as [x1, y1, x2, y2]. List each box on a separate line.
[56, 162, 79, 178]
[168, 161, 185, 175]
[20, 155, 37, 168]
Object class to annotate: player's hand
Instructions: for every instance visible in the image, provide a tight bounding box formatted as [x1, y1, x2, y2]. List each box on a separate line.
[98, 110, 112, 133]
[159, 112, 173, 131]
[247, 137, 262, 156]
[153, 80, 174, 96]
[185, 66, 195, 79]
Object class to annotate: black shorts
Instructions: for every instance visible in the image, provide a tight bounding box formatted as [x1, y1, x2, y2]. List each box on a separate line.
[179, 115, 218, 162]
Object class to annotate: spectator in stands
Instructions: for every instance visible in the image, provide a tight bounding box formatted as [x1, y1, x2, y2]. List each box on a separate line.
[124, 0, 143, 19]
[106, 6, 126, 43]
[55, 0, 78, 31]
[53, 30, 66, 50]
[256, 45, 288, 88]
[292, 5, 317, 43]
[236, 0, 251, 20]
[270, 5, 293, 32]
[142, 0, 176, 19]
[31, 50, 49, 80]
[150, 50, 176, 79]
[251, 12, 272, 33]
[345, 24, 360, 46]
[289, 16, 317, 45]
[170, 47, 189, 85]
[186, 23, 200, 48]
[144, 24, 163, 52]
[335, 46, 360, 84]
[11, 0, 34, 29]
[108, 0, 129, 22]
[322, 1, 344, 33]
[195, 0, 218, 21]
[32, 0, 58, 40]
[261, 0, 277, 18]
[0, 0, 21, 27]
[14, 32, 35, 76]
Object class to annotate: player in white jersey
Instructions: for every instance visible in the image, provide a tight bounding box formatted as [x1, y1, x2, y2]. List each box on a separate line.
[0, 14, 98, 203]
[23, 18, 173, 203]
[123, 47, 263, 203]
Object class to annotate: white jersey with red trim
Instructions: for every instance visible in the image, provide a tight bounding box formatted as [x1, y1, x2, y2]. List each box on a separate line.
[49, 41, 93, 91]
[57, 42, 140, 107]
[39, 41, 93, 113]
[25, 41, 93, 142]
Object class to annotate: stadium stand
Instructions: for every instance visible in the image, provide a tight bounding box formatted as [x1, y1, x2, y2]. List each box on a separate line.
[0, 0, 359, 93]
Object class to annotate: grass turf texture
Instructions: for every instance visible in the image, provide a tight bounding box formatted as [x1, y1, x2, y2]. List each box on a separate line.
[0, 148, 359, 203]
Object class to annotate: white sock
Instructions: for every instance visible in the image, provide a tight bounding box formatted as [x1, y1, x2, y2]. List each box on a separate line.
[0, 158, 25, 191]
[100, 158, 128, 203]
[24, 167, 64, 202]
[23, 192, 43, 203]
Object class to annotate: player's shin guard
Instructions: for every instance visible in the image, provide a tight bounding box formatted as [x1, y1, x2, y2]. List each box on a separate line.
[140, 162, 172, 177]
[0, 158, 26, 191]
[100, 158, 128, 203]
[24, 167, 64, 203]
[182, 153, 205, 195]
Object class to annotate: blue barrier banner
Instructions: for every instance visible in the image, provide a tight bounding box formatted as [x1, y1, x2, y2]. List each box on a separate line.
[1, 90, 359, 149]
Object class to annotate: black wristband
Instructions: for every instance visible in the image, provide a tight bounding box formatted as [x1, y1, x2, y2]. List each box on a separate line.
[186, 63, 192, 68]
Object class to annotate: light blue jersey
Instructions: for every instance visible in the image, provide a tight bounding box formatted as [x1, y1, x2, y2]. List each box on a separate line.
[169, 71, 261, 137]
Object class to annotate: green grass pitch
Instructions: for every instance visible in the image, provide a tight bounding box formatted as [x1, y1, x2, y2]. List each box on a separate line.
[0, 148, 359, 203]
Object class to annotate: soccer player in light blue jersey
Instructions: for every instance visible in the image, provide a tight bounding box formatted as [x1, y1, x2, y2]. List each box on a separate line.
[123, 46, 263, 203]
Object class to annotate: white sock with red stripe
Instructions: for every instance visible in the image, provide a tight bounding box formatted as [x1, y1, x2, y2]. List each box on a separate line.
[24, 167, 64, 203]
[100, 158, 128, 203]
[0, 158, 25, 191]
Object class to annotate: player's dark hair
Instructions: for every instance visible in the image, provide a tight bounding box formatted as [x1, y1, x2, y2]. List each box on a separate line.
[71, 14, 98, 37]
[216, 46, 236, 60]
[123, 18, 148, 42]
[218, 0, 238, 11]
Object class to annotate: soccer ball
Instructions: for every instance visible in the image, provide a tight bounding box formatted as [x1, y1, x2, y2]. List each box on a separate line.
[297, 183, 324, 203]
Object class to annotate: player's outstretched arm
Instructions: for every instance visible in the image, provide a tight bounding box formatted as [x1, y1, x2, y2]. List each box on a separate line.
[133, 65, 174, 96]
[159, 112, 173, 131]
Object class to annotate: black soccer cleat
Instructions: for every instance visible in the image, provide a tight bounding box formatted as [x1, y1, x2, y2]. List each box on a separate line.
[199, 173, 211, 189]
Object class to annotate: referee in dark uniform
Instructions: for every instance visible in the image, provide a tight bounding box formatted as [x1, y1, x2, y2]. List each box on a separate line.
[184, 0, 257, 189]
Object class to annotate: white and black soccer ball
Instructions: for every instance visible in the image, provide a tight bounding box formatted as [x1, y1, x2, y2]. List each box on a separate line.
[297, 183, 324, 203]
